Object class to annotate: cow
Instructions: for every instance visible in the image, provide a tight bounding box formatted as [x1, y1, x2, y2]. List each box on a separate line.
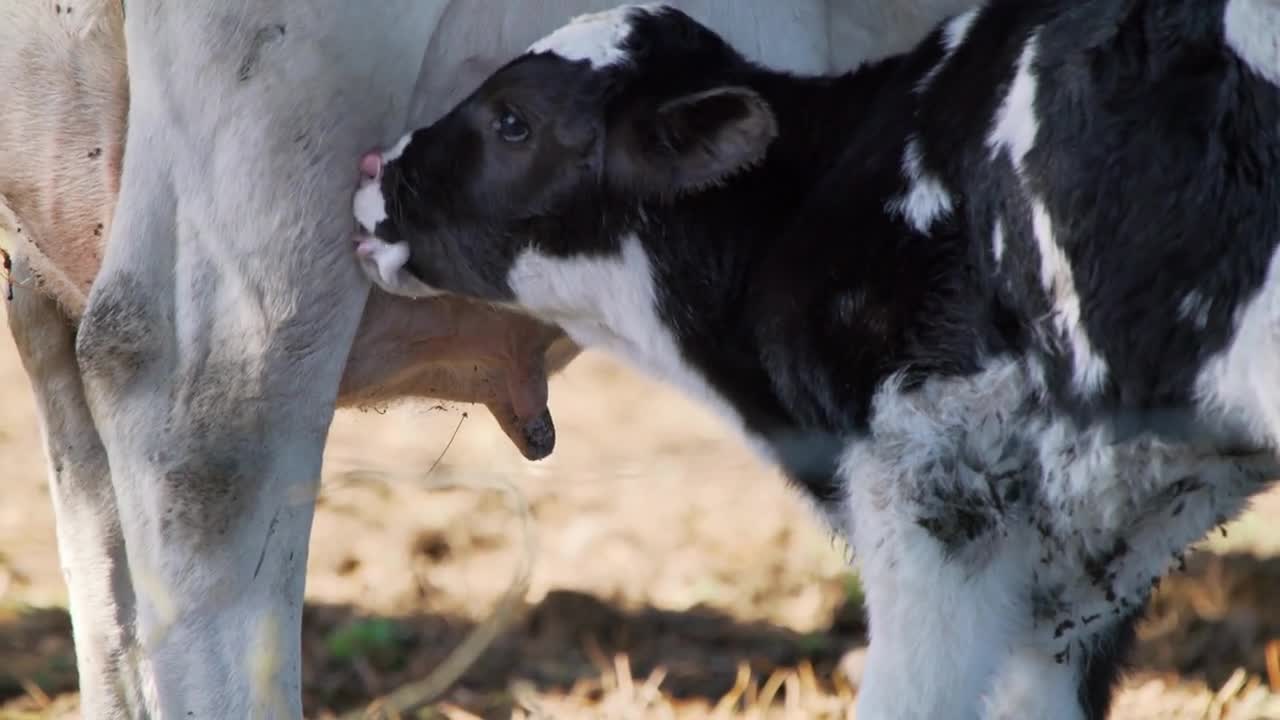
[1, 0, 980, 716]
[352, 2, 1280, 718]
[2, 4, 576, 715]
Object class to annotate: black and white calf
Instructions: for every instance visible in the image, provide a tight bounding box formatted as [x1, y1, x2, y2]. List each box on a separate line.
[353, 2, 1280, 717]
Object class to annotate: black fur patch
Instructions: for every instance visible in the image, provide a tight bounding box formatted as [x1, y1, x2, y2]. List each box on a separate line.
[373, 7, 1280, 713]
[1077, 611, 1141, 720]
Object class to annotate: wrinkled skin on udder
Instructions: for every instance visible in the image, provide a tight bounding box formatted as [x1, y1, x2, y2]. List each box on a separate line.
[342, 289, 579, 460]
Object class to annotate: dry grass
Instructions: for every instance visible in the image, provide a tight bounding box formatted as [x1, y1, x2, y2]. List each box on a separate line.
[4, 310, 1280, 719]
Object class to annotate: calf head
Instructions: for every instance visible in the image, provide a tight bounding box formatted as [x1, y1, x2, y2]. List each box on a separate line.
[353, 4, 778, 316]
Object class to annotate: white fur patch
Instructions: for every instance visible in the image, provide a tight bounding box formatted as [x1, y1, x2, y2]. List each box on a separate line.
[987, 35, 1040, 164]
[1031, 200, 1108, 394]
[1224, 0, 1280, 87]
[941, 6, 980, 52]
[383, 133, 412, 163]
[1177, 289, 1212, 330]
[992, 218, 1006, 266]
[886, 137, 954, 232]
[353, 134, 413, 234]
[355, 236, 440, 298]
[506, 235, 773, 461]
[988, 33, 1109, 396]
[353, 180, 387, 234]
[527, 4, 659, 69]
[1195, 241, 1280, 447]
[915, 6, 983, 94]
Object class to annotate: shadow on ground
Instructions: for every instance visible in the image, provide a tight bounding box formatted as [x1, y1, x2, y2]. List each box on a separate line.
[2, 551, 1279, 717]
[0, 588, 866, 717]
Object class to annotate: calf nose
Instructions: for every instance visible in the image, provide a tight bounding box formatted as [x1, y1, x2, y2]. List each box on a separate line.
[359, 151, 382, 180]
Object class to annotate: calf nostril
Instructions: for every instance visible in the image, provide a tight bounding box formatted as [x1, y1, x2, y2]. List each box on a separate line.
[359, 151, 382, 179]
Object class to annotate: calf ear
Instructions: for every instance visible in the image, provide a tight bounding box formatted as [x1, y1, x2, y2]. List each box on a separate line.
[608, 86, 778, 198]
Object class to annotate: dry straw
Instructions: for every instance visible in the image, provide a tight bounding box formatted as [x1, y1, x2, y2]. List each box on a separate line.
[335, 465, 538, 720]
[107, 408, 537, 720]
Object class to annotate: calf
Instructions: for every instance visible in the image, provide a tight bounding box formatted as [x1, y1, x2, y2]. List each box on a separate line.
[354, 2, 1280, 718]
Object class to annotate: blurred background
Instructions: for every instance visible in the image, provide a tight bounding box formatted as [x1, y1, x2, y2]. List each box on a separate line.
[3, 309, 1280, 719]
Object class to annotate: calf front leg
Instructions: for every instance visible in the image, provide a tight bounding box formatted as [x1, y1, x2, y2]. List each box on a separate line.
[5, 254, 147, 718]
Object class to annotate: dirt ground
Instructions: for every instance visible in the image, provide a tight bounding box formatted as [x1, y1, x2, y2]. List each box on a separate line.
[3, 308, 1280, 719]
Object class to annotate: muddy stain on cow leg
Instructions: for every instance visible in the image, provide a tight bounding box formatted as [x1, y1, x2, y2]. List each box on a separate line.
[76, 273, 166, 384]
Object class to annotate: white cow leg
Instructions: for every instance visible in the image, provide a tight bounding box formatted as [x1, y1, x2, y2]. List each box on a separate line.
[5, 255, 147, 719]
[73, 2, 444, 717]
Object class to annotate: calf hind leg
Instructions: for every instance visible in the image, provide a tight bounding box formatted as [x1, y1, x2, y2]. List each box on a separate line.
[851, 512, 1026, 720]
[5, 254, 149, 718]
[851, 516, 1112, 720]
[983, 615, 1138, 720]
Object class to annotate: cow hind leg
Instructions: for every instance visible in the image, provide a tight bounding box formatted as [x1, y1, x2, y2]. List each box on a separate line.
[5, 254, 149, 718]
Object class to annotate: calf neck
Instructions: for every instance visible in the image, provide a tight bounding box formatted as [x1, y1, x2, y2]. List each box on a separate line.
[356, 2, 1280, 717]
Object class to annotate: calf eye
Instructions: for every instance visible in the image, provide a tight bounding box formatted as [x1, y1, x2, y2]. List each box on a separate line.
[493, 109, 531, 144]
